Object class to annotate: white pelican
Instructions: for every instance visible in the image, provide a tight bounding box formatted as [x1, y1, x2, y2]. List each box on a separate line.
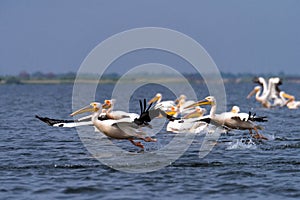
[268, 77, 284, 106]
[36, 98, 177, 130]
[279, 91, 300, 109]
[165, 106, 179, 118]
[247, 86, 272, 108]
[102, 99, 139, 121]
[148, 93, 175, 112]
[185, 96, 268, 140]
[252, 77, 283, 107]
[174, 94, 196, 115]
[230, 106, 267, 122]
[253, 77, 269, 97]
[166, 107, 207, 133]
[71, 102, 157, 149]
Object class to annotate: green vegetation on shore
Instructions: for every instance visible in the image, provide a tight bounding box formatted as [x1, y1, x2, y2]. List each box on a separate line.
[1, 71, 300, 84]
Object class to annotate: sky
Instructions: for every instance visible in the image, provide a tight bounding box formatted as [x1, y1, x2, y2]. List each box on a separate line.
[0, 0, 300, 75]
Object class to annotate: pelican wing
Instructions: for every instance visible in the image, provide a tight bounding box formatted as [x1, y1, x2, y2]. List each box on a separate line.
[36, 114, 108, 127]
[112, 122, 147, 137]
[35, 115, 75, 126]
[112, 121, 139, 129]
[247, 112, 268, 122]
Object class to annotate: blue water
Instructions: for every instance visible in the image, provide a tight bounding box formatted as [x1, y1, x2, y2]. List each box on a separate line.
[0, 82, 300, 199]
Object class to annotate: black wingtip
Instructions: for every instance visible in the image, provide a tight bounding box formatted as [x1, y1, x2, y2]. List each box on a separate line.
[139, 100, 143, 115]
[35, 115, 54, 126]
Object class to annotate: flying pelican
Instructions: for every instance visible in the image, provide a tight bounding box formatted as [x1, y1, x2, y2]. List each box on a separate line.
[185, 96, 268, 140]
[70, 102, 157, 149]
[36, 98, 177, 130]
[247, 86, 272, 108]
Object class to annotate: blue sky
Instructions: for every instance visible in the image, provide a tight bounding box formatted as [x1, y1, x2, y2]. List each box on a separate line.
[0, 0, 299, 75]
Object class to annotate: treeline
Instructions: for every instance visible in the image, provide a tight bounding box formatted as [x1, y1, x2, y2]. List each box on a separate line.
[0, 71, 120, 84]
[0, 71, 299, 84]
[0, 71, 77, 84]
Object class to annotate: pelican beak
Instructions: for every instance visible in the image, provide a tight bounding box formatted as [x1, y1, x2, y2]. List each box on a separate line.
[166, 110, 177, 116]
[148, 96, 160, 104]
[247, 88, 257, 99]
[183, 110, 199, 119]
[70, 105, 95, 116]
[282, 92, 295, 100]
[184, 99, 211, 109]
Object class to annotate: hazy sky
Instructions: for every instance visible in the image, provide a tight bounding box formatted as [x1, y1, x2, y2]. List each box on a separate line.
[1, 0, 300, 75]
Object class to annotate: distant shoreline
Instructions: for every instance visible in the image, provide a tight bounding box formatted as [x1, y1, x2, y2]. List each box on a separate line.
[1, 78, 300, 85]
[2, 71, 300, 84]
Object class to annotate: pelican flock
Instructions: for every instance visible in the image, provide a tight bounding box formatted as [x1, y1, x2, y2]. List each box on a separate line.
[36, 76, 298, 149]
[247, 77, 299, 109]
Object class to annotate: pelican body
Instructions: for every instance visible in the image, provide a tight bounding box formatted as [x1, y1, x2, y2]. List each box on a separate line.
[185, 96, 268, 140]
[71, 102, 157, 149]
[148, 93, 175, 112]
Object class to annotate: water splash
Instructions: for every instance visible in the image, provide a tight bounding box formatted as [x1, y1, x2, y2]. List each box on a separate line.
[226, 138, 257, 150]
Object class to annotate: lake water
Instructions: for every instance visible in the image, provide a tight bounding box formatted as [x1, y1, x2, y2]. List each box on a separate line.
[0, 82, 299, 199]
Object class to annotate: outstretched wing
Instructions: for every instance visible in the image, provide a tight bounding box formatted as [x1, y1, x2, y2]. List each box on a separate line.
[112, 121, 147, 136]
[134, 99, 180, 126]
[35, 115, 75, 126]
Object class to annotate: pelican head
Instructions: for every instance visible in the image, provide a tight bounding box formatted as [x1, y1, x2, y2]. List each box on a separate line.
[165, 106, 178, 116]
[102, 99, 116, 109]
[270, 77, 282, 85]
[253, 77, 265, 85]
[70, 102, 101, 116]
[184, 96, 216, 109]
[231, 106, 240, 114]
[247, 86, 261, 99]
[175, 94, 186, 103]
[148, 93, 162, 104]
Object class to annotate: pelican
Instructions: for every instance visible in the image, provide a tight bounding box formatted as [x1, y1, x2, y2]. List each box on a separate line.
[185, 96, 268, 140]
[71, 102, 157, 149]
[253, 77, 269, 97]
[252, 77, 283, 107]
[269, 77, 283, 106]
[230, 106, 267, 122]
[36, 98, 177, 130]
[102, 99, 139, 121]
[174, 94, 196, 115]
[165, 106, 179, 117]
[247, 86, 272, 108]
[166, 107, 207, 133]
[148, 93, 175, 112]
[279, 91, 300, 109]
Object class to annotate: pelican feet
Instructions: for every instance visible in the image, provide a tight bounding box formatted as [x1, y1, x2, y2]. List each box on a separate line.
[253, 133, 268, 140]
[250, 128, 268, 140]
[129, 139, 144, 149]
[143, 137, 157, 142]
